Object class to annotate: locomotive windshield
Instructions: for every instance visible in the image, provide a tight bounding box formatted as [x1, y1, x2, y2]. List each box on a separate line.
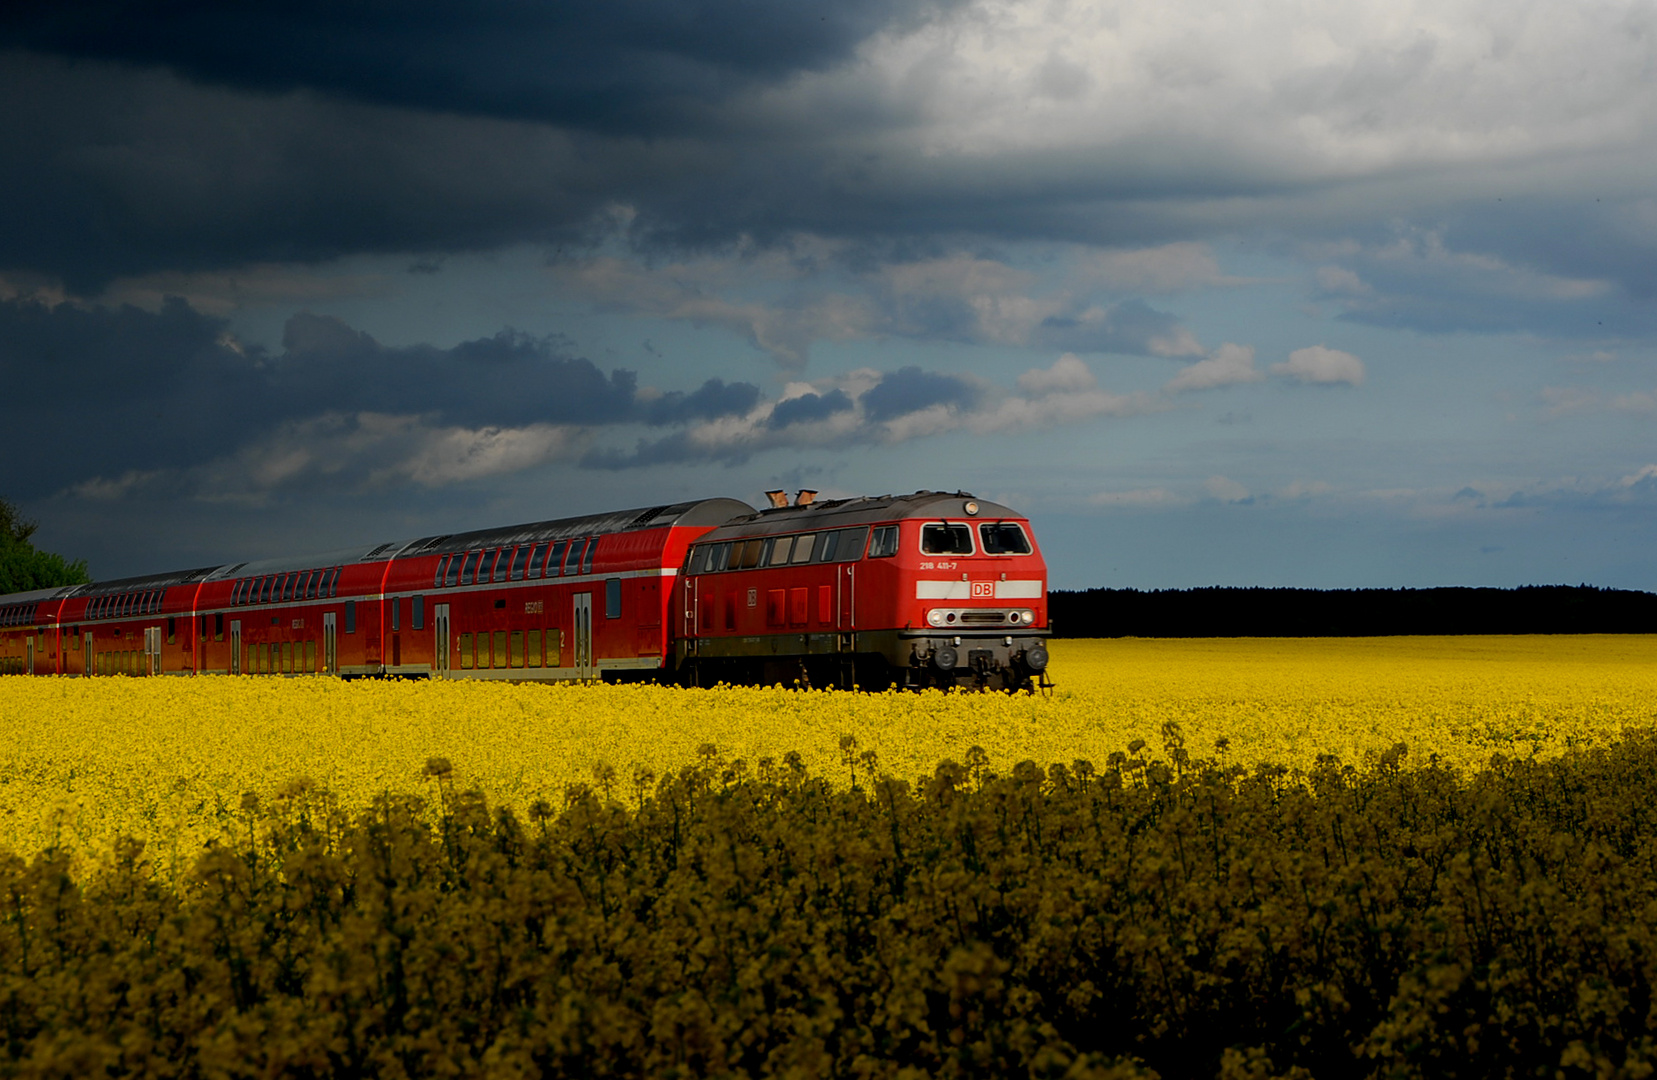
[921, 523, 974, 555]
[979, 522, 1031, 554]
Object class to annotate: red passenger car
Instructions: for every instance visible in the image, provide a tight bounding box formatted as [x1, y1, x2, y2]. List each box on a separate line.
[0, 491, 1052, 690]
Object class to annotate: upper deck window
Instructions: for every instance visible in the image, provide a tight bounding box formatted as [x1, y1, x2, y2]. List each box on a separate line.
[581, 538, 597, 575]
[562, 538, 585, 576]
[460, 551, 479, 586]
[510, 546, 530, 581]
[921, 523, 974, 555]
[546, 540, 567, 577]
[980, 522, 1031, 555]
[526, 542, 548, 579]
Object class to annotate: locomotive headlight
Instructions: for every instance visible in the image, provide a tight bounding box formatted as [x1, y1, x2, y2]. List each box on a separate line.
[1007, 611, 1021, 624]
[926, 609, 945, 627]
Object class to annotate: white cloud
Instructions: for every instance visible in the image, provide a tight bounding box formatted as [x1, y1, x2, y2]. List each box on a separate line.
[67, 470, 166, 500]
[1165, 343, 1265, 392]
[1205, 475, 1251, 502]
[1270, 345, 1365, 385]
[1016, 353, 1097, 395]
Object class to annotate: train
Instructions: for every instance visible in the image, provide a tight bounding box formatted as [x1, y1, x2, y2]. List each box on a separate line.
[0, 489, 1052, 691]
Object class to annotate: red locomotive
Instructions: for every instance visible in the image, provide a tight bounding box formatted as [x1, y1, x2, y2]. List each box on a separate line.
[0, 490, 1051, 691]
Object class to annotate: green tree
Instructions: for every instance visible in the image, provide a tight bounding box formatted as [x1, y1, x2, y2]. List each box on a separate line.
[0, 497, 91, 594]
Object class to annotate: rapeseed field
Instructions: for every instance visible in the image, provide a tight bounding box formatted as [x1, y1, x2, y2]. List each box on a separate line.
[1, 635, 1653, 873]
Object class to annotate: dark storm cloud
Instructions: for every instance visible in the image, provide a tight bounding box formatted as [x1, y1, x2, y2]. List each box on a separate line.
[860, 367, 980, 422]
[768, 389, 853, 429]
[0, 53, 612, 293]
[643, 379, 761, 425]
[0, 0, 946, 131]
[0, 298, 638, 501]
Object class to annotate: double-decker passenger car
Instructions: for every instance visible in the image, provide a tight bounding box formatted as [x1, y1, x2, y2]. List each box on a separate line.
[0, 490, 1051, 690]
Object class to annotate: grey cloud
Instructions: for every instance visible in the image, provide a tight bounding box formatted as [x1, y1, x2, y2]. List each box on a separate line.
[861, 367, 981, 422]
[0, 298, 640, 501]
[767, 389, 854, 428]
[643, 378, 762, 424]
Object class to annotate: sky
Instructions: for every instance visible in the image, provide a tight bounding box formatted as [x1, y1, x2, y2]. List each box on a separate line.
[2, 0, 1655, 591]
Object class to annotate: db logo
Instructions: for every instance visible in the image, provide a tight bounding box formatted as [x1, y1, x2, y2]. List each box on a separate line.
[970, 581, 994, 598]
[747, 588, 758, 607]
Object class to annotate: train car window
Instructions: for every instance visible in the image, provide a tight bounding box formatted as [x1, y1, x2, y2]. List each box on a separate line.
[391, 597, 400, 632]
[320, 568, 336, 597]
[736, 539, 764, 569]
[833, 527, 869, 562]
[526, 542, 548, 579]
[606, 577, 621, 618]
[686, 545, 706, 574]
[478, 550, 497, 583]
[546, 540, 567, 577]
[979, 522, 1031, 554]
[167, 617, 176, 645]
[435, 555, 450, 588]
[257, 577, 271, 604]
[771, 535, 795, 564]
[284, 575, 298, 602]
[459, 633, 473, 669]
[710, 542, 731, 571]
[231, 580, 244, 605]
[581, 538, 596, 574]
[562, 538, 585, 576]
[814, 532, 838, 562]
[460, 551, 479, 586]
[494, 548, 512, 582]
[344, 601, 356, 634]
[301, 571, 315, 599]
[412, 595, 424, 630]
[215, 613, 224, 642]
[869, 525, 899, 558]
[443, 556, 460, 588]
[526, 629, 542, 667]
[920, 523, 974, 555]
[510, 546, 530, 581]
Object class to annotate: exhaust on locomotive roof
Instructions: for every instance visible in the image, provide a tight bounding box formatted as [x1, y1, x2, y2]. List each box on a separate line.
[764, 490, 789, 508]
[794, 489, 817, 506]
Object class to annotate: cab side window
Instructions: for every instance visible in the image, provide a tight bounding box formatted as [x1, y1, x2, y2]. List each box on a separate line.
[868, 525, 899, 558]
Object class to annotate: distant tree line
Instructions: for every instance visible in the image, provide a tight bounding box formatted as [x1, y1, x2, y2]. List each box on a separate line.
[0, 497, 90, 594]
[1049, 585, 1657, 637]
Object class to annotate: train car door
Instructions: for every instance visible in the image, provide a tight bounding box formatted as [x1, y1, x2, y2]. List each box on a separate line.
[83, 633, 92, 677]
[433, 604, 450, 677]
[683, 576, 698, 638]
[839, 565, 856, 629]
[323, 612, 337, 673]
[573, 593, 593, 680]
[144, 627, 161, 675]
[24, 636, 32, 676]
[230, 620, 241, 674]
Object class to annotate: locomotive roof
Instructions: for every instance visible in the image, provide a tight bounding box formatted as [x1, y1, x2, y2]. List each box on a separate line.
[0, 498, 755, 604]
[697, 490, 1024, 541]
